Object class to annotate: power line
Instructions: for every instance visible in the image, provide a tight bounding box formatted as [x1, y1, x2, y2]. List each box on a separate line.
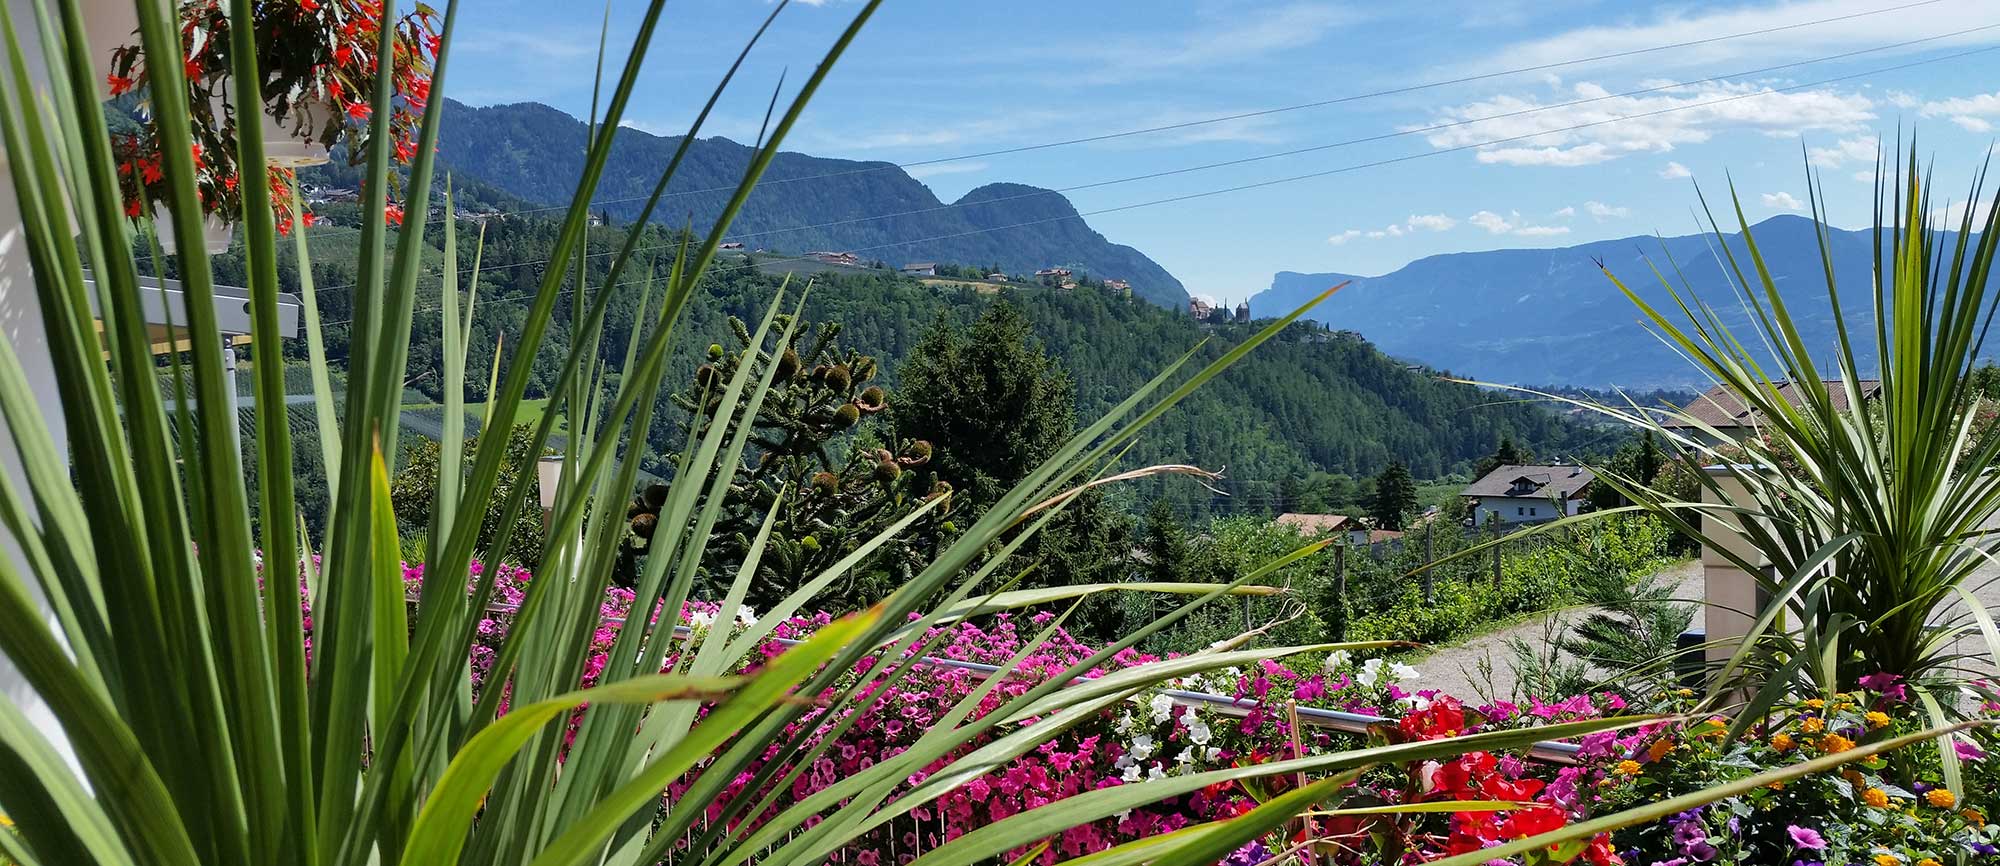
[319, 40, 1998, 328]
[308, 20, 2000, 301]
[242, 0, 1962, 251]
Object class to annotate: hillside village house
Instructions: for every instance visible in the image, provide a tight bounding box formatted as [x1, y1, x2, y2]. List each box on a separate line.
[899, 262, 937, 276]
[1665, 378, 1881, 444]
[1274, 513, 1404, 545]
[1461, 464, 1596, 526]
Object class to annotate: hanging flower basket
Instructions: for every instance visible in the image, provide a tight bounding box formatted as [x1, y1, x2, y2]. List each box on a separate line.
[105, 0, 439, 246]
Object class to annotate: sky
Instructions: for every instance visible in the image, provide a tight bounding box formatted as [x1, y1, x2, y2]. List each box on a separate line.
[446, 0, 2000, 304]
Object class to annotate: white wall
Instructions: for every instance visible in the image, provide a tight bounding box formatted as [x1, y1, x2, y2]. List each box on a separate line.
[1471, 496, 1573, 525]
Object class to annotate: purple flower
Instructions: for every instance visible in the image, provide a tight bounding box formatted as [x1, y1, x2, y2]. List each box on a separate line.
[1857, 671, 1909, 702]
[1787, 825, 1826, 851]
[1956, 738, 1988, 762]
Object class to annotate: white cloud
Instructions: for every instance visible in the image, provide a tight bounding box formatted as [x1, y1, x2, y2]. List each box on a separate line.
[1406, 213, 1456, 232]
[1584, 200, 1630, 220]
[1420, 79, 1876, 168]
[1806, 136, 1878, 168]
[1552, 205, 1576, 218]
[1932, 200, 1995, 227]
[1070, 3, 1356, 84]
[1762, 191, 1806, 211]
[1886, 89, 1921, 109]
[460, 31, 596, 60]
[1468, 209, 1570, 237]
[1853, 170, 1876, 183]
[1327, 213, 1460, 245]
[1660, 161, 1693, 179]
[1920, 91, 2000, 133]
[1477, 2, 1997, 75]
[906, 161, 990, 179]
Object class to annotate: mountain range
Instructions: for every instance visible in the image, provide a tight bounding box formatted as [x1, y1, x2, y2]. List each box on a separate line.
[415, 100, 1189, 307]
[1250, 215, 1903, 388]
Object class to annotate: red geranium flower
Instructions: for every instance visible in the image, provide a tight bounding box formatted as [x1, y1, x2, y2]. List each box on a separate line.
[106, 74, 134, 96]
[346, 101, 371, 121]
[384, 203, 404, 226]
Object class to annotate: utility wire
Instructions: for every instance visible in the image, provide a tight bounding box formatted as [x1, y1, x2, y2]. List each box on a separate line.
[254, 0, 1965, 245]
[320, 38, 1992, 328]
[308, 19, 2000, 297]
[316, 36, 2000, 326]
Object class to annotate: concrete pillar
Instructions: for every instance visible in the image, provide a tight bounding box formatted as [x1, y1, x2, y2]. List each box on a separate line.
[1701, 466, 1770, 668]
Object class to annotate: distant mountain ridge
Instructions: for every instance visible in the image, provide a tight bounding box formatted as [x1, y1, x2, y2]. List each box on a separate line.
[1250, 215, 1918, 388]
[428, 100, 1189, 307]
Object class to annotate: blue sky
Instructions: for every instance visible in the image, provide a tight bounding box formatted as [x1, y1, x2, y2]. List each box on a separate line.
[447, 0, 2000, 304]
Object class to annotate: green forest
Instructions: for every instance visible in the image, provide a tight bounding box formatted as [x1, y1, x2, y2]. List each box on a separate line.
[181, 209, 1620, 522]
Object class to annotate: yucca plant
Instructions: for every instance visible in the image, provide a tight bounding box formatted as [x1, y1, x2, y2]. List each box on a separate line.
[0, 1, 1974, 864]
[1424, 148, 2000, 808]
[1568, 149, 2000, 701]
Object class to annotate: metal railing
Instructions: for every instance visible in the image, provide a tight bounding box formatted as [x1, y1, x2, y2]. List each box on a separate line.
[460, 598, 1588, 764]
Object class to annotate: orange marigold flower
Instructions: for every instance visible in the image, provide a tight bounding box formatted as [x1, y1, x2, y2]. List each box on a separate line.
[1770, 733, 1795, 752]
[1866, 710, 1891, 729]
[1874, 856, 1899, 866]
[1804, 698, 1826, 709]
[1965, 808, 1987, 827]
[1927, 789, 1957, 808]
[1648, 738, 1674, 762]
[1863, 787, 1892, 808]
[1917, 859, 1942, 866]
[1819, 733, 1856, 754]
[1615, 759, 1642, 776]
[1801, 716, 1826, 734]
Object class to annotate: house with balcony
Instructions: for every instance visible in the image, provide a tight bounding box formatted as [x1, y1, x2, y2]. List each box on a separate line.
[1461, 464, 1595, 526]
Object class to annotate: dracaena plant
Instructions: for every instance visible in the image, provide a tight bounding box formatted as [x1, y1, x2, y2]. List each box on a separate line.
[0, 1, 1970, 864]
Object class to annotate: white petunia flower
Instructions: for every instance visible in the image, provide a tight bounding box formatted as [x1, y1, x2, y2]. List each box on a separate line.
[1176, 747, 1196, 765]
[689, 610, 717, 629]
[1121, 764, 1141, 782]
[1187, 720, 1212, 746]
[1150, 693, 1175, 723]
[735, 606, 758, 626]
[1205, 747, 1224, 762]
[1129, 734, 1156, 761]
[1147, 764, 1167, 782]
[1389, 661, 1421, 682]
[1356, 658, 1386, 689]
[1324, 649, 1352, 672]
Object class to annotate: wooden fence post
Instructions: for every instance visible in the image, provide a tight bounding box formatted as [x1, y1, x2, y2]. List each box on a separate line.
[1334, 543, 1348, 641]
[1491, 535, 1503, 589]
[1421, 526, 1436, 604]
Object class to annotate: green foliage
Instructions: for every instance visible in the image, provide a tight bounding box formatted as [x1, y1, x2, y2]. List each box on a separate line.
[1476, 436, 1530, 478]
[1348, 515, 1679, 647]
[1556, 569, 1697, 684]
[390, 423, 548, 568]
[892, 303, 1076, 508]
[1586, 153, 2000, 705]
[622, 313, 947, 611]
[1368, 460, 1418, 530]
[425, 101, 1194, 307]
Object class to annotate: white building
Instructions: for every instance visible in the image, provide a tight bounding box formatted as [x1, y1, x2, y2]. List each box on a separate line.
[1461, 464, 1595, 526]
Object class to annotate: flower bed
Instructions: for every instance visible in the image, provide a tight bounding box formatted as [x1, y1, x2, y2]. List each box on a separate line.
[381, 560, 2000, 864]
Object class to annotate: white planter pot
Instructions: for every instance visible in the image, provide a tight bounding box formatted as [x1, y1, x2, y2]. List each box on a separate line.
[152, 203, 233, 256]
[260, 96, 332, 167]
[84, 2, 142, 101]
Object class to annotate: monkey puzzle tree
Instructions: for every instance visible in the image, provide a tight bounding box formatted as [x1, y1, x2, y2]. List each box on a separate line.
[618, 314, 948, 611]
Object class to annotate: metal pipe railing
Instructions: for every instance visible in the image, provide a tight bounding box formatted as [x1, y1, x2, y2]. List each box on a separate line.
[454, 597, 1587, 764]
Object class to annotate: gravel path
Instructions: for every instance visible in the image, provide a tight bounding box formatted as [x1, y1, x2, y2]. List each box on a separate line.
[1407, 560, 1705, 703]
